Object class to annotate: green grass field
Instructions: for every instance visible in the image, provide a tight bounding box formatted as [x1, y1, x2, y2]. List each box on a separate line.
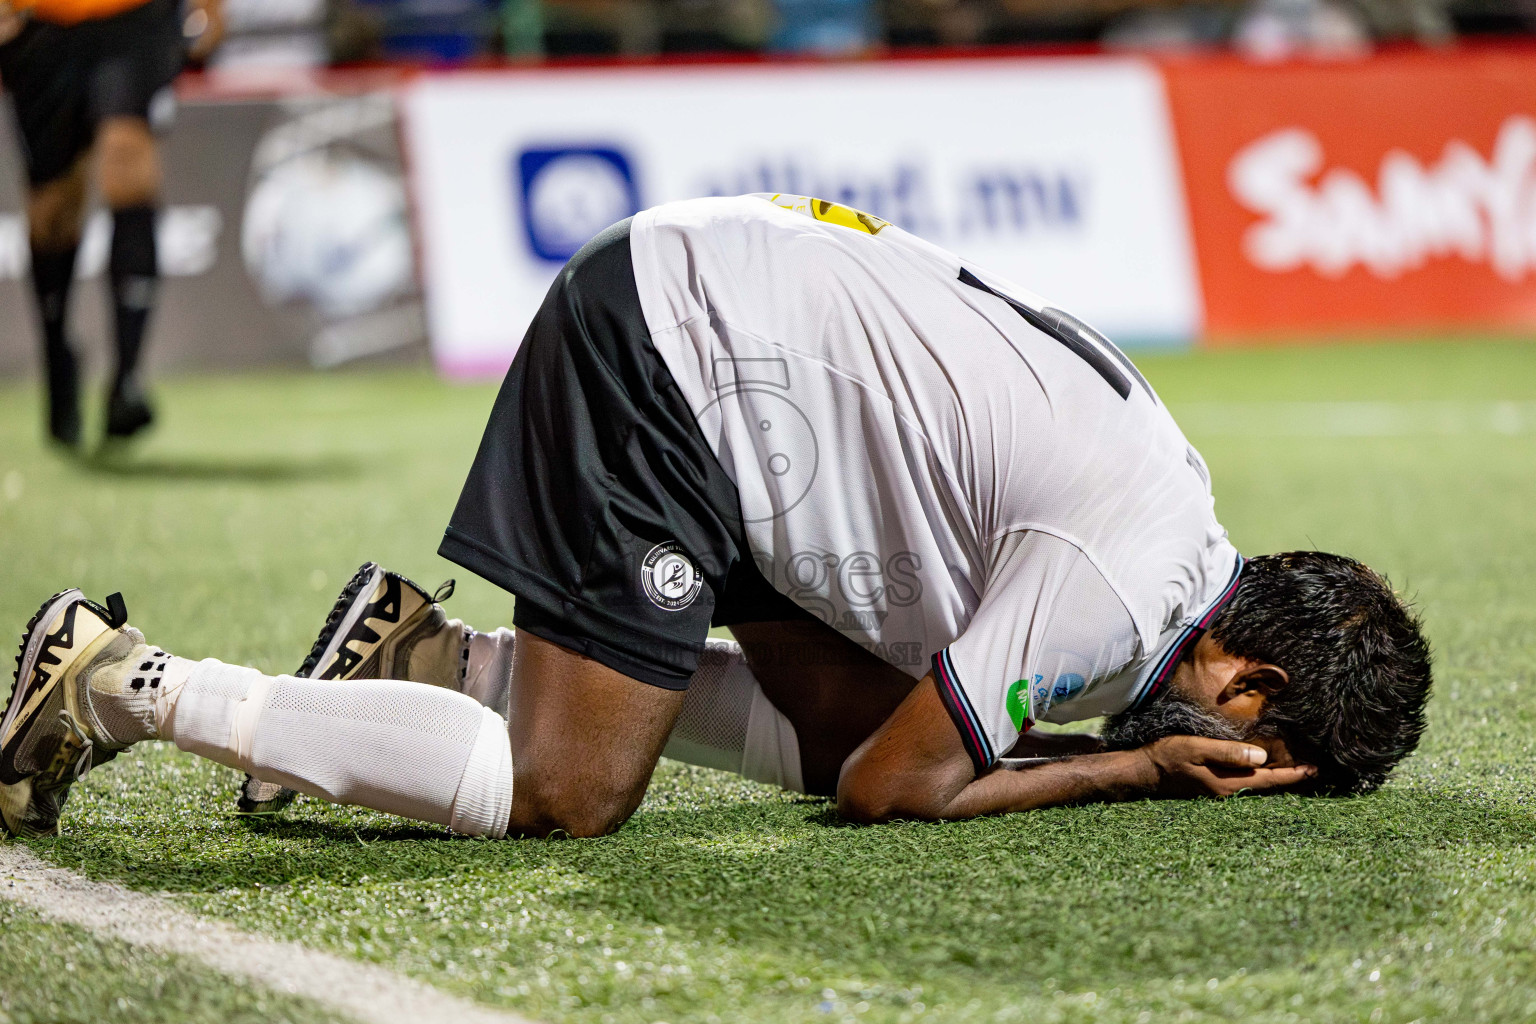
[2, 339, 1535, 1024]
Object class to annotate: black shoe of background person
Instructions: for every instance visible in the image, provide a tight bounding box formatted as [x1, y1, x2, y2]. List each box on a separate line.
[104, 385, 155, 440]
[44, 342, 81, 448]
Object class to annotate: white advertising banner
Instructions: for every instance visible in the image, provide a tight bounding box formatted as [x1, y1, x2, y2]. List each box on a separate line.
[403, 58, 1201, 377]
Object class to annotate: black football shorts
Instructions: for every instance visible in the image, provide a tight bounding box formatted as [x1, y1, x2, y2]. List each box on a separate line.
[0, 0, 183, 187]
[439, 218, 808, 689]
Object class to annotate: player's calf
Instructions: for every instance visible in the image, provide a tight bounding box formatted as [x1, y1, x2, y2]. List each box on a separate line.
[661, 637, 804, 792]
[503, 629, 684, 838]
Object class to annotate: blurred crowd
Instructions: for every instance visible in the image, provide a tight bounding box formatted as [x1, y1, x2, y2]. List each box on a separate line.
[215, 0, 1536, 65]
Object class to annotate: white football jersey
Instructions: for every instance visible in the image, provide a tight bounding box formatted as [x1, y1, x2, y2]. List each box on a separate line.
[630, 194, 1239, 772]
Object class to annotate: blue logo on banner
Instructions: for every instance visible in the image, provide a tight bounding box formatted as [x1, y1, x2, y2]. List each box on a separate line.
[516, 147, 640, 262]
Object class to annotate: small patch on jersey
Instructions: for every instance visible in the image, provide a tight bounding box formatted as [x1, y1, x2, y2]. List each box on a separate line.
[766, 194, 890, 235]
[1005, 676, 1038, 732]
[642, 542, 704, 612]
[1052, 673, 1087, 701]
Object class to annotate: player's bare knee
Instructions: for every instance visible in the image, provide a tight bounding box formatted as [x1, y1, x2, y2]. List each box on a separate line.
[510, 773, 637, 838]
[95, 118, 160, 208]
[554, 803, 631, 838]
[27, 169, 88, 250]
[514, 805, 629, 839]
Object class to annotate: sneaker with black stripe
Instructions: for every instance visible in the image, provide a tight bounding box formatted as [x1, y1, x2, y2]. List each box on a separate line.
[1, 589, 161, 837]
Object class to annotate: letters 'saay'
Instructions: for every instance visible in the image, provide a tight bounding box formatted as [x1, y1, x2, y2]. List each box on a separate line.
[1230, 117, 1536, 281]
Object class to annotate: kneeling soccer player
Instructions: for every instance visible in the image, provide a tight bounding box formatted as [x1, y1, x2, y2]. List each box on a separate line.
[0, 194, 1433, 840]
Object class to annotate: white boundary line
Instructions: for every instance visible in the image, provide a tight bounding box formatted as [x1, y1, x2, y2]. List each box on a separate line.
[0, 844, 536, 1024]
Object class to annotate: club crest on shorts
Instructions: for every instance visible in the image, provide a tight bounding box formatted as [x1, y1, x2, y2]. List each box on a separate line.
[642, 542, 703, 611]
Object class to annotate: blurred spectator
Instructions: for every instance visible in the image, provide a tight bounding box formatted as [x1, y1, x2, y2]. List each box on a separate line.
[194, 0, 1536, 62]
[529, 0, 770, 56]
[355, 0, 498, 62]
[1232, 0, 1372, 57]
[769, 0, 877, 52]
[1442, 0, 1536, 36]
[212, 0, 329, 67]
[1101, 4, 1235, 49]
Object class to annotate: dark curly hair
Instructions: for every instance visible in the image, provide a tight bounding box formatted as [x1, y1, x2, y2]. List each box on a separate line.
[1209, 551, 1433, 795]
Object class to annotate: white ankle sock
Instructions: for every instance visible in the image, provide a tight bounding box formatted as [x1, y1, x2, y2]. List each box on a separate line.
[166, 659, 513, 837]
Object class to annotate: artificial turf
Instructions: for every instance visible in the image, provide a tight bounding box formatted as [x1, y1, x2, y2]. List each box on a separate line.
[0, 900, 345, 1024]
[1, 339, 1535, 1024]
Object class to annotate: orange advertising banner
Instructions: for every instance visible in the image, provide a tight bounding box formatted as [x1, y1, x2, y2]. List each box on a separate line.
[1161, 49, 1536, 342]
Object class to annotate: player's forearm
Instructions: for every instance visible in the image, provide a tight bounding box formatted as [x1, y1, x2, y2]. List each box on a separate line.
[934, 749, 1155, 819]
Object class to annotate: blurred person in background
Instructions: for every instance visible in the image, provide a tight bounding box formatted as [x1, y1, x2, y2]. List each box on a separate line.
[1231, 0, 1372, 57]
[0, 0, 222, 449]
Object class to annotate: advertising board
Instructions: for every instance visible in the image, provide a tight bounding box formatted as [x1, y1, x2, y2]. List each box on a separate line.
[0, 81, 422, 379]
[1163, 49, 1536, 340]
[402, 58, 1203, 377]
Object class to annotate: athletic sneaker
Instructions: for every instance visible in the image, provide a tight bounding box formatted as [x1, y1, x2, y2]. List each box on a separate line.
[105, 385, 155, 440]
[299, 563, 459, 683]
[0, 589, 161, 837]
[235, 563, 462, 815]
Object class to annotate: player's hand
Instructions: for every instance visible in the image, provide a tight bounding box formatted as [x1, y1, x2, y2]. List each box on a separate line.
[1136, 735, 1316, 799]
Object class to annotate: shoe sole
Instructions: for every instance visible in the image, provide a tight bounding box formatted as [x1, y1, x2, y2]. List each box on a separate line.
[1, 589, 84, 785]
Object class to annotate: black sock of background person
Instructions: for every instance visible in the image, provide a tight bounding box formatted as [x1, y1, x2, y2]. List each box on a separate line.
[108, 205, 158, 396]
[29, 243, 81, 442]
[30, 243, 78, 353]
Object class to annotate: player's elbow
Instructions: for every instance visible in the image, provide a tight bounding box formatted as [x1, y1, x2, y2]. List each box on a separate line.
[835, 752, 942, 824]
[835, 781, 895, 824]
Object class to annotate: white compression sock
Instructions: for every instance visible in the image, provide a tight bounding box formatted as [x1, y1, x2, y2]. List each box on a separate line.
[662, 639, 803, 792]
[164, 659, 513, 837]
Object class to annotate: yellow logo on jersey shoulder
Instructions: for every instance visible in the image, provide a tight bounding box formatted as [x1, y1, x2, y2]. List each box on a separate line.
[766, 194, 890, 235]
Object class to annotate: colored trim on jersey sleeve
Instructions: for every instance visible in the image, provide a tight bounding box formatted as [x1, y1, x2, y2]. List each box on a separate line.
[932, 648, 996, 775]
[1131, 554, 1247, 711]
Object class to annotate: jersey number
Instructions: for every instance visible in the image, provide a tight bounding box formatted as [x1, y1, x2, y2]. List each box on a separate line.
[958, 268, 1152, 401]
